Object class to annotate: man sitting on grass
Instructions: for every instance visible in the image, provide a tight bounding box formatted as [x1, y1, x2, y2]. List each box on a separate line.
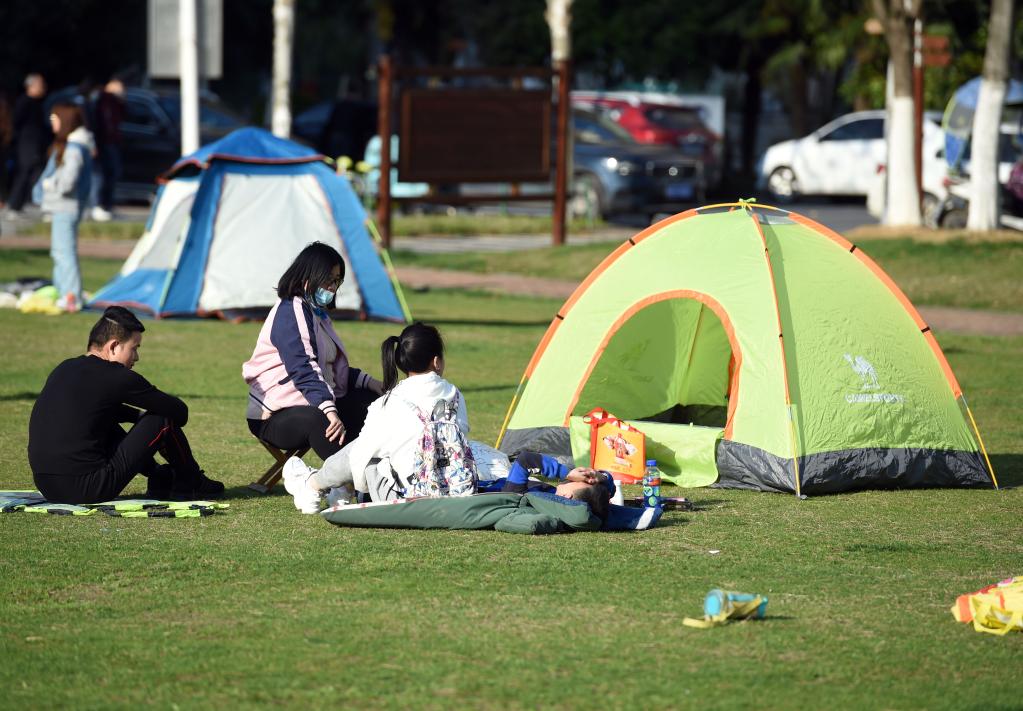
[27, 306, 224, 503]
[500, 450, 614, 523]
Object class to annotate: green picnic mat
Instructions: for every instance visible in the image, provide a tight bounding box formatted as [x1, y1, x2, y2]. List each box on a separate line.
[0, 491, 229, 517]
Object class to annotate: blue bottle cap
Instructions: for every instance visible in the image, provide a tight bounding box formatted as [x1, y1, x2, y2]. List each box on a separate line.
[645, 459, 657, 466]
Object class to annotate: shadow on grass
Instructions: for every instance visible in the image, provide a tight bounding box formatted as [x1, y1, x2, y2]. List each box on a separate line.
[427, 317, 553, 328]
[0, 391, 39, 402]
[990, 453, 1022, 488]
[460, 384, 517, 394]
[844, 542, 943, 554]
[223, 485, 289, 500]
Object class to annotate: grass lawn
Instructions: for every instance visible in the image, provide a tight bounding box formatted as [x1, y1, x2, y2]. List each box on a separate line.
[14, 212, 608, 240]
[0, 250, 1021, 709]
[392, 234, 1023, 313]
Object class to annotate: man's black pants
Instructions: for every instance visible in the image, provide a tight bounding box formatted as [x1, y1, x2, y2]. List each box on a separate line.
[34, 414, 201, 504]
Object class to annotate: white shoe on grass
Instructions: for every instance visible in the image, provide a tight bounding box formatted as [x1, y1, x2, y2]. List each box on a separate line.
[282, 457, 321, 514]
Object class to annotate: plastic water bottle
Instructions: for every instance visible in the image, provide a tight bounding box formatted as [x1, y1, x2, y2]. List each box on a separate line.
[642, 459, 661, 508]
[703, 589, 769, 620]
[609, 474, 625, 506]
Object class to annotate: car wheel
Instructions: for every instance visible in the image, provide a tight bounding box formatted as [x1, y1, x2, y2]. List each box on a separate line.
[767, 166, 800, 204]
[571, 173, 606, 219]
[939, 206, 968, 230]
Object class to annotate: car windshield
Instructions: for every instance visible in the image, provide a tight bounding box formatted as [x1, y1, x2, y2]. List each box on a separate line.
[644, 106, 704, 131]
[574, 111, 634, 144]
[156, 95, 243, 130]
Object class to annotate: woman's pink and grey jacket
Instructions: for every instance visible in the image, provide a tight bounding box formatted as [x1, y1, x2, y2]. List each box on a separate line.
[242, 297, 370, 420]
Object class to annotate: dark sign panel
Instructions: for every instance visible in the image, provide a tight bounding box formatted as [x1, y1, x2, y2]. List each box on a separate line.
[399, 89, 551, 182]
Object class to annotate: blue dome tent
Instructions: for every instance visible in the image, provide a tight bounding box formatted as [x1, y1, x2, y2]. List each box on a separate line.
[90, 128, 409, 322]
[943, 77, 1023, 171]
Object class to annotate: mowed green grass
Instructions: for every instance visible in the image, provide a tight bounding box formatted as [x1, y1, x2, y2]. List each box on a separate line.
[0, 249, 1021, 710]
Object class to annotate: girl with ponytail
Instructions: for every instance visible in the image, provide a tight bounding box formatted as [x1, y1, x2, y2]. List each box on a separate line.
[281, 322, 471, 513]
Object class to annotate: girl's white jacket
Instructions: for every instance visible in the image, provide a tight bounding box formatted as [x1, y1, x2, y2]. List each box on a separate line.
[348, 371, 470, 491]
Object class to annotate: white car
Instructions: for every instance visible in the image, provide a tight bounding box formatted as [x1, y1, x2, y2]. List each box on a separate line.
[866, 138, 950, 227]
[757, 110, 945, 202]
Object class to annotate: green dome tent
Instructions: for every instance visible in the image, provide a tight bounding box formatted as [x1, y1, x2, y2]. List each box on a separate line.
[497, 203, 996, 495]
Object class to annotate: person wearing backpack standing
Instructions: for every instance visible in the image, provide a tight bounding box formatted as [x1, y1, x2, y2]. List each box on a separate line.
[282, 322, 474, 513]
[38, 102, 93, 312]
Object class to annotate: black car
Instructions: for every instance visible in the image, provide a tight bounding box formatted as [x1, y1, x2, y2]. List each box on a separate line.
[292, 98, 378, 162]
[572, 108, 705, 218]
[47, 86, 245, 202]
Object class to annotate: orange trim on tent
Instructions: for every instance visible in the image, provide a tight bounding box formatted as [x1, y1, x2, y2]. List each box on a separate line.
[519, 208, 703, 382]
[560, 289, 743, 440]
[788, 212, 963, 398]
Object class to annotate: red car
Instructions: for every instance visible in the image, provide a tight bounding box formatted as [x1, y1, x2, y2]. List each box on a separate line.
[571, 94, 722, 187]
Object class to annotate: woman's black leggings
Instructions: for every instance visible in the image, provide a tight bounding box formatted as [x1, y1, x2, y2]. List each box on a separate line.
[248, 390, 378, 460]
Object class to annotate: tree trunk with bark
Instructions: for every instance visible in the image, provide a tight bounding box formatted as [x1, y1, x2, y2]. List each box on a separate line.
[873, 0, 921, 226]
[271, 0, 295, 139]
[966, 0, 1015, 230]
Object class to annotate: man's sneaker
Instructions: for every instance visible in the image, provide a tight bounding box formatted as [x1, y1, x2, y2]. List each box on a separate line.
[194, 471, 225, 498]
[145, 464, 174, 499]
[91, 206, 113, 222]
[282, 457, 321, 514]
[170, 469, 225, 500]
[325, 485, 353, 508]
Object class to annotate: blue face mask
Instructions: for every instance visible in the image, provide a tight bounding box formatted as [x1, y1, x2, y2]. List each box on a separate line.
[313, 287, 335, 308]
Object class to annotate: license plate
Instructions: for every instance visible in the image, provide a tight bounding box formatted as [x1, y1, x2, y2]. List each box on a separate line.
[666, 182, 694, 200]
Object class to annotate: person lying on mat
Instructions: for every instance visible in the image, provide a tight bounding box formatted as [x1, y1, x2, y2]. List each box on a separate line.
[282, 321, 473, 513]
[27, 306, 224, 504]
[244, 242, 384, 464]
[498, 450, 615, 523]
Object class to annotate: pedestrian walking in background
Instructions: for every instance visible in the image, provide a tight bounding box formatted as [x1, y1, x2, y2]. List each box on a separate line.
[92, 77, 125, 221]
[38, 102, 93, 312]
[0, 91, 13, 208]
[5, 73, 51, 218]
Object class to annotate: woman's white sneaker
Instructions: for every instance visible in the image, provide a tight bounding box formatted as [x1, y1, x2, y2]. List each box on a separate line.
[282, 457, 321, 514]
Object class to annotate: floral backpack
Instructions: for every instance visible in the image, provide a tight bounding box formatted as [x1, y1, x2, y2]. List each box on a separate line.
[402, 394, 478, 498]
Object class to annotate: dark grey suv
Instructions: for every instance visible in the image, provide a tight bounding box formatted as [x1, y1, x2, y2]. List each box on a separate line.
[572, 108, 705, 218]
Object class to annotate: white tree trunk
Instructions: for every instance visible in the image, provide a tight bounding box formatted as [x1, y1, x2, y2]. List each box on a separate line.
[966, 0, 1014, 230]
[886, 96, 921, 225]
[271, 0, 295, 139]
[546, 0, 572, 62]
[966, 81, 1006, 229]
[178, 0, 200, 155]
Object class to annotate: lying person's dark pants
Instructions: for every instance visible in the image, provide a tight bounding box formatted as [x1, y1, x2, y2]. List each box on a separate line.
[34, 414, 201, 504]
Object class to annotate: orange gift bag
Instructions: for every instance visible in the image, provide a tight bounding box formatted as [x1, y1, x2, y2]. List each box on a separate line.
[584, 408, 646, 482]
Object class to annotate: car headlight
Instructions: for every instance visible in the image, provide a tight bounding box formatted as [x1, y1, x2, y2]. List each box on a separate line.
[605, 157, 640, 176]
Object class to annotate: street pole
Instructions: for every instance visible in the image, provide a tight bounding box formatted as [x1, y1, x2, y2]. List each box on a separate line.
[179, 0, 200, 155]
[271, 0, 295, 138]
[377, 54, 393, 249]
[546, 0, 572, 246]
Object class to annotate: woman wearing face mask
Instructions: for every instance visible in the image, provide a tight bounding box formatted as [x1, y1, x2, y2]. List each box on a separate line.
[243, 242, 384, 461]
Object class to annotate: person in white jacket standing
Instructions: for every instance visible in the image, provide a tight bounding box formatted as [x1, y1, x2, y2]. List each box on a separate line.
[38, 102, 93, 312]
[283, 322, 470, 513]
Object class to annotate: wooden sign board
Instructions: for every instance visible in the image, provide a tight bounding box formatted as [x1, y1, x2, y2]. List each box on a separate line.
[399, 89, 551, 182]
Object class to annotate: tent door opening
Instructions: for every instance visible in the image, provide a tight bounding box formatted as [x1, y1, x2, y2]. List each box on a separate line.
[572, 295, 735, 427]
[567, 294, 734, 487]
